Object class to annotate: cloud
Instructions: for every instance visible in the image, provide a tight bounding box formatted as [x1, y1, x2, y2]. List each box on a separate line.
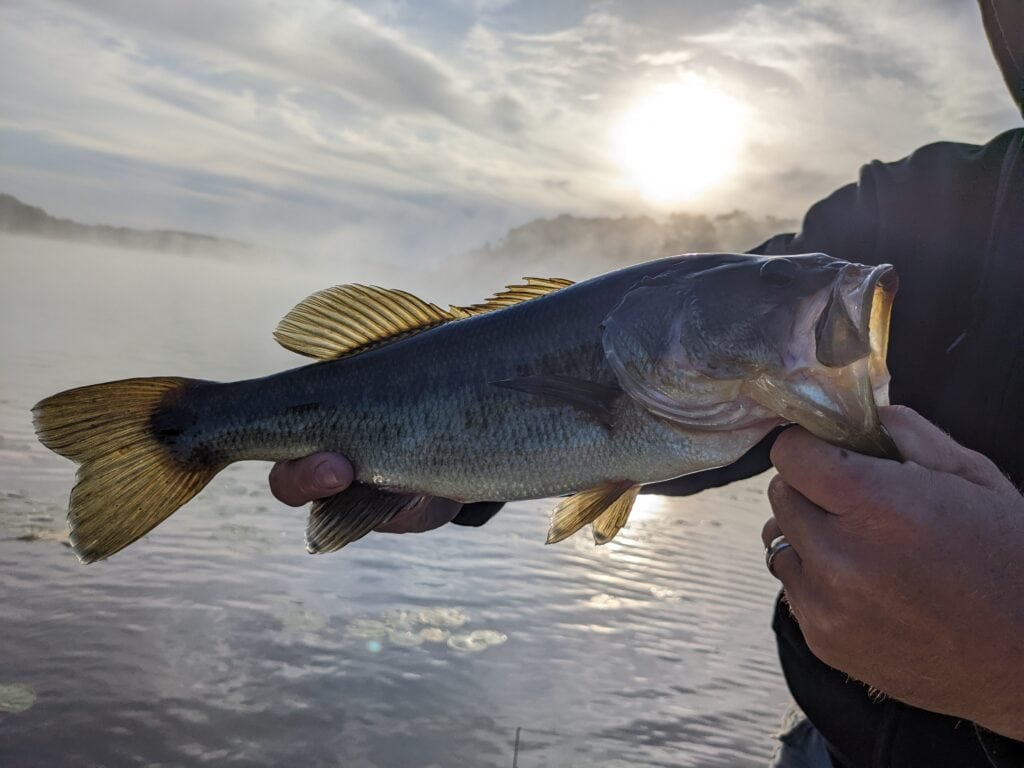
[0, 0, 1017, 262]
[53, 0, 475, 121]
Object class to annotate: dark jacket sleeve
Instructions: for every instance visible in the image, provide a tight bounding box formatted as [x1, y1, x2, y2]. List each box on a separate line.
[450, 500, 504, 527]
[977, 727, 1024, 768]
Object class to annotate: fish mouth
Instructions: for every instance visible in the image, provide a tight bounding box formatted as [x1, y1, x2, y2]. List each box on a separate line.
[815, 263, 898, 399]
[745, 261, 901, 459]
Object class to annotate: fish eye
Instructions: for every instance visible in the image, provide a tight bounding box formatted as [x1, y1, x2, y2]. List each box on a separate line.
[759, 258, 797, 287]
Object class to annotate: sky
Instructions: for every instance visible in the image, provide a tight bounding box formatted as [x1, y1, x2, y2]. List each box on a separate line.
[0, 0, 1019, 266]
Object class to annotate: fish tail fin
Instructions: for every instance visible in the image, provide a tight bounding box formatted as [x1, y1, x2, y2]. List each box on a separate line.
[32, 377, 224, 563]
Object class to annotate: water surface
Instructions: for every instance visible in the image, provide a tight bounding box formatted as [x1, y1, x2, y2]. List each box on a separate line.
[0, 235, 789, 766]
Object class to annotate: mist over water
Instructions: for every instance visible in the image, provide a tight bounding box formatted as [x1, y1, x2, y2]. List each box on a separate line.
[0, 234, 789, 766]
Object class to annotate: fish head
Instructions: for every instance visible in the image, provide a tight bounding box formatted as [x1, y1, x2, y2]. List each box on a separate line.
[602, 253, 900, 458]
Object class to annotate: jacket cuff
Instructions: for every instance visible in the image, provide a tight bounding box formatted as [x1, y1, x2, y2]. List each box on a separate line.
[450, 501, 505, 527]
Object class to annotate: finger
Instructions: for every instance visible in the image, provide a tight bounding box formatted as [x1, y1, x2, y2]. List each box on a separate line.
[760, 513, 803, 586]
[764, 535, 802, 586]
[269, 453, 354, 506]
[771, 410, 1008, 517]
[770, 426, 895, 517]
[374, 497, 463, 533]
[878, 405, 1006, 488]
[766, 474, 833, 555]
[760, 515, 783, 548]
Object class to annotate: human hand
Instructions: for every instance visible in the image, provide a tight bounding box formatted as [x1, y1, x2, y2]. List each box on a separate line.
[268, 452, 463, 533]
[761, 405, 1024, 740]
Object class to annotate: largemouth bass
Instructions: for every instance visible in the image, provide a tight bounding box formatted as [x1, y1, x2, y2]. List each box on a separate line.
[33, 252, 899, 563]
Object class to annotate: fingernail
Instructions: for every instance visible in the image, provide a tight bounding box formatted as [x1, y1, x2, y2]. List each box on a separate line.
[314, 461, 341, 488]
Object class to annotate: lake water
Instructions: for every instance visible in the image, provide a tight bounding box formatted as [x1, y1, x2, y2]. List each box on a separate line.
[0, 234, 789, 767]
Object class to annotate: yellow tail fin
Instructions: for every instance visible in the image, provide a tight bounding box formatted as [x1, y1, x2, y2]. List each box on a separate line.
[32, 377, 223, 563]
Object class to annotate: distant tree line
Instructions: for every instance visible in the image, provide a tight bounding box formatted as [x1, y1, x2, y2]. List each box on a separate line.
[0, 193, 250, 256]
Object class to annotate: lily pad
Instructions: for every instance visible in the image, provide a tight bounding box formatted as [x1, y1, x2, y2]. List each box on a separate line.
[0, 684, 37, 713]
[447, 630, 508, 653]
[416, 607, 469, 628]
[418, 627, 450, 643]
[346, 619, 390, 640]
[388, 629, 425, 647]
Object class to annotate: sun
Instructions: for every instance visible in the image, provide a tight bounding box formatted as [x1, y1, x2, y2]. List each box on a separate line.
[612, 76, 746, 206]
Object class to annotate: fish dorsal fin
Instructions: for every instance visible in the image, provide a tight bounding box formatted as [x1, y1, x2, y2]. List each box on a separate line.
[274, 284, 454, 360]
[448, 277, 574, 319]
[275, 277, 574, 360]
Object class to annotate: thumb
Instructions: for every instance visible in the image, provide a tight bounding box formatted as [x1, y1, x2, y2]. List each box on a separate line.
[879, 406, 1005, 488]
[269, 453, 355, 506]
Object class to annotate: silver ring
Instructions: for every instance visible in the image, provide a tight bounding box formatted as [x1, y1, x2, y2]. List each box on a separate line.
[765, 534, 793, 575]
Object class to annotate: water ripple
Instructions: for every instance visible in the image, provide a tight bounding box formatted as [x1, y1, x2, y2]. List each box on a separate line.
[0, 240, 790, 767]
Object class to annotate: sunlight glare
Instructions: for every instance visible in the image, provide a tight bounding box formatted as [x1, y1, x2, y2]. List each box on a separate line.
[612, 76, 746, 205]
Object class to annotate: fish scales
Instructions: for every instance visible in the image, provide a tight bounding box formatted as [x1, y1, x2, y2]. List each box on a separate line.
[169, 256, 754, 501]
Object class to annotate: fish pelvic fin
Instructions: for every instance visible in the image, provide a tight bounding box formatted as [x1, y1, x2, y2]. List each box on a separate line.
[32, 377, 224, 563]
[306, 484, 421, 553]
[546, 481, 640, 545]
[274, 277, 574, 361]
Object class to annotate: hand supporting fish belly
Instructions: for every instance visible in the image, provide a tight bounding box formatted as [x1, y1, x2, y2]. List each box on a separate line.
[33, 252, 899, 563]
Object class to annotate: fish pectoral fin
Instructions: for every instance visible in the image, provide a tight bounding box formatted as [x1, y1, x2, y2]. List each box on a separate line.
[492, 375, 622, 427]
[305, 484, 421, 554]
[276, 277, 574, 361]
[546, 481, 641, 544]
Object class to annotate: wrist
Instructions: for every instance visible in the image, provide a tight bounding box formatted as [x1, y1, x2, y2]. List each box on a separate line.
[972, 692, 1024, 742]
[966, 623, 1024, 740]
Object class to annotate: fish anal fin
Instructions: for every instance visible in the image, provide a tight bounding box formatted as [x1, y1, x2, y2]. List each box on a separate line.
[546, 481, 639, 544]
[592, 484, 641, 544]
[306, 484, 420, 553]
[493, 375, 621, 427]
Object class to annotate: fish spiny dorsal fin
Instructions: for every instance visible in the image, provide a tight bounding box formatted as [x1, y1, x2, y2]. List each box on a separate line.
[546, 480, 640, 544]
[448, 277, 574, 319]
[275, 277, 574, 360]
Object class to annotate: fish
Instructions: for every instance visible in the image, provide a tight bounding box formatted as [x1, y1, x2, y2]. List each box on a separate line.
[33, 252, 900, 563]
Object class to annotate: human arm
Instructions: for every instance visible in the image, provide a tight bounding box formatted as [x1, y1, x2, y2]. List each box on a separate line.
[762, 405, 1024, 742]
